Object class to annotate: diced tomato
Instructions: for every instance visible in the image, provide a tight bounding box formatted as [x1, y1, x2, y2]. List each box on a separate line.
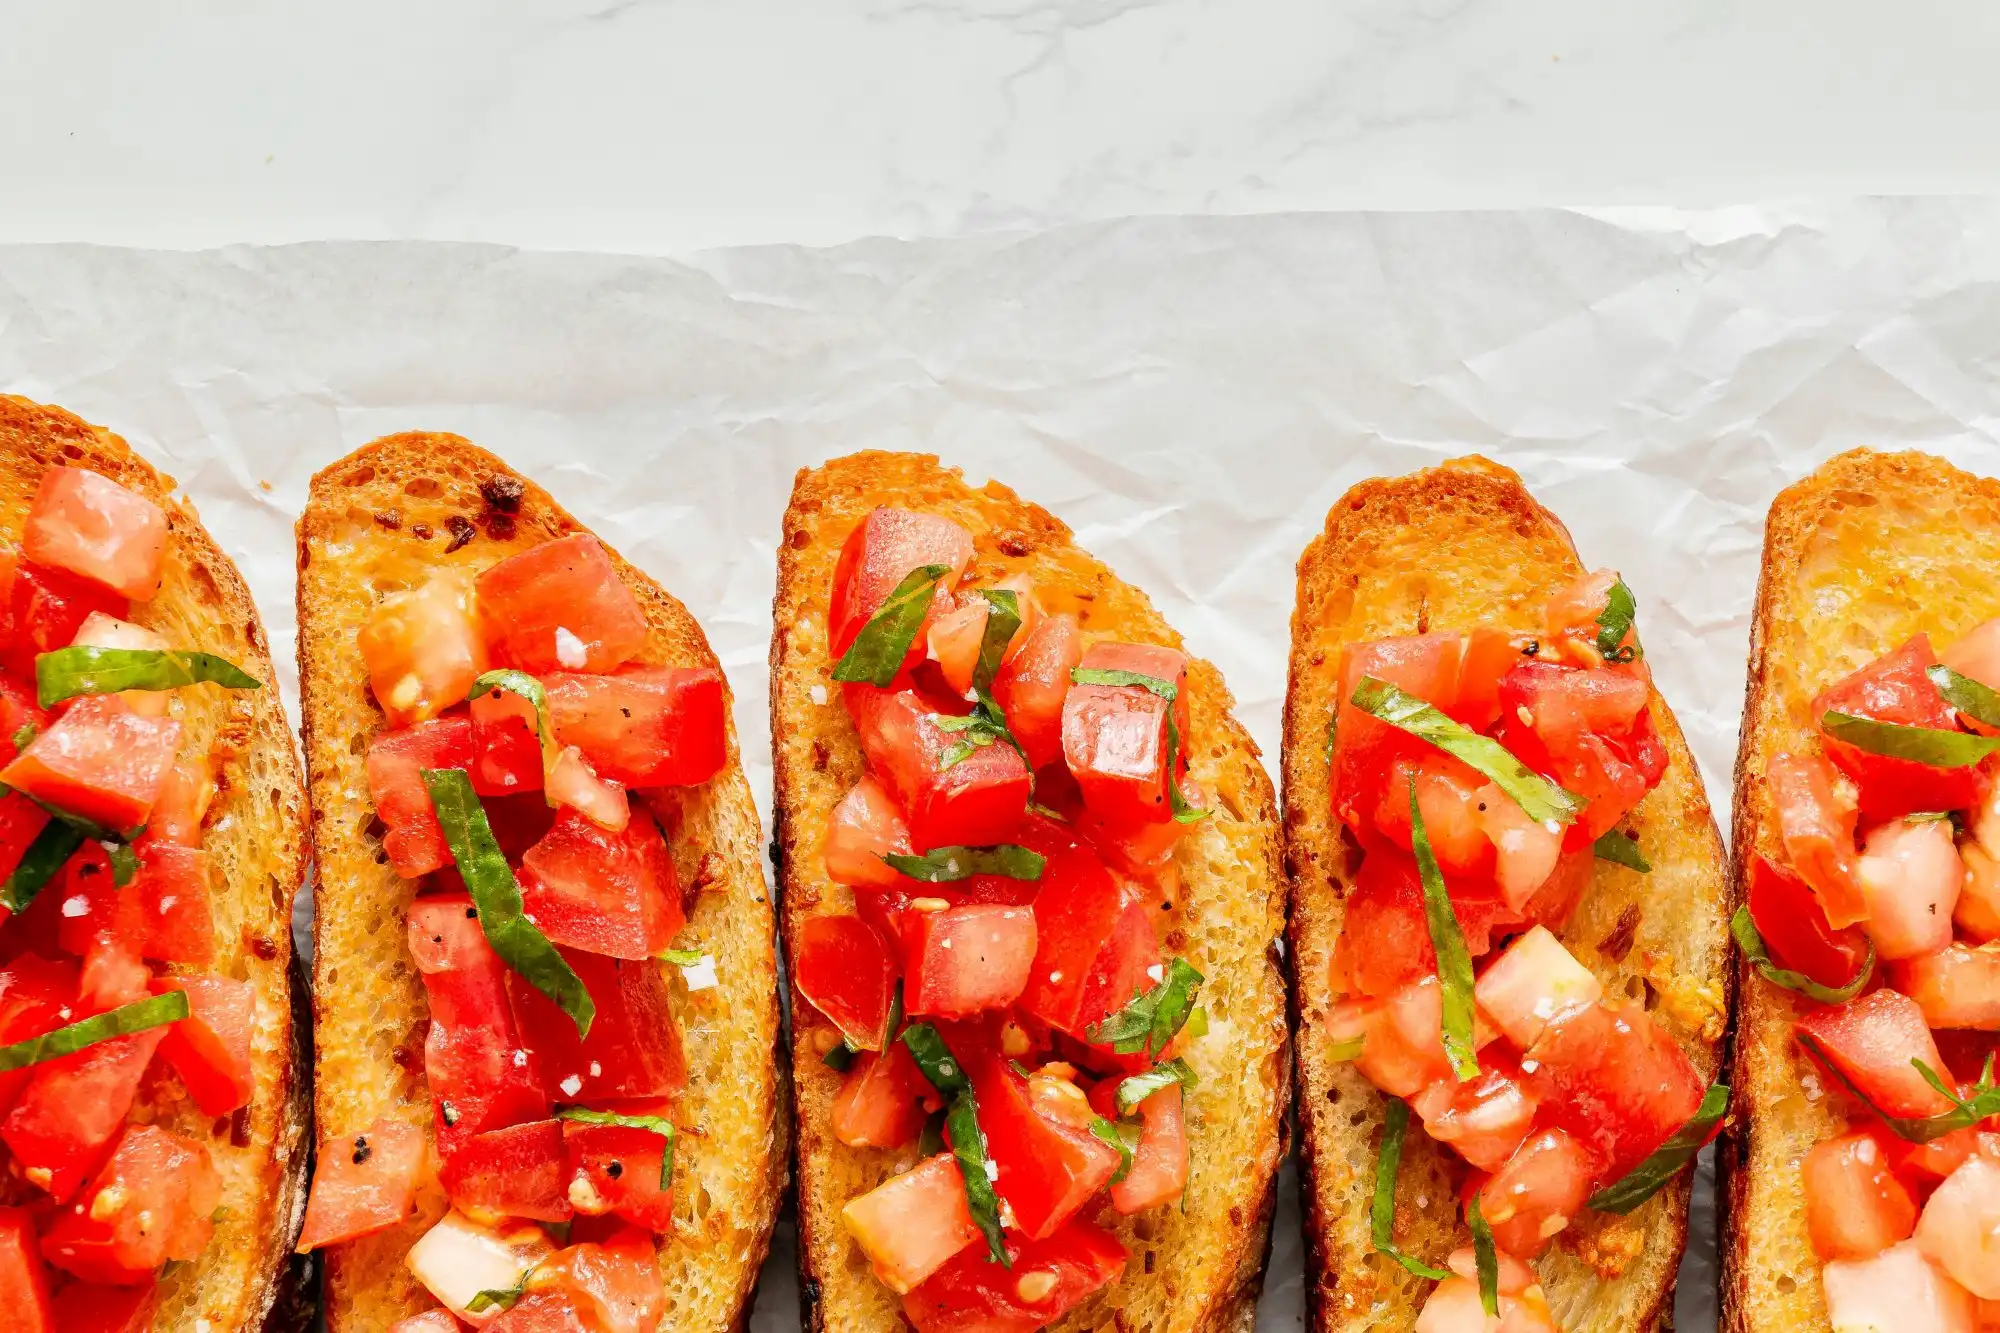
[510, 951, 686, 1102]
[1806, 1131, 1920, 1261]
[128, 840, 214, 964]
[793, 914, 898, 1049]
[1416, 1254, 1560, 1333]
[967, 1050, 1119, 1240]
[1475, 1128, 1593, 1258]
[0, 697, 177, 835]
[1492, 659, 1663, 845]
[1332, 847, 1518, 999]
[409, 895, 550, 1155]
[360, 574, 489, 728]
[1411, 1058, 1539, 1172]
[1824, 1239, 1978, 1333]
[844, 684, 1029, 851]
[828, 508, 975, 667]
[1858, 817, 1963, 961]
[1799, 989, 1959, 1121]
[519, 808, 683, 961]
[24, 468, 167, 603]
[1897, 944, 2000, 1032]
[50, 1280, 155, 1333]
[2, 1020, 168, 1201]
[1526, 1002, 1707, 1179]
[385, 1313, 461, 1333]
[1817, 635, 1983, 819]
[1364, 757, 1494, 880]
[477, 535, 649, 675]
[0, 553, 126, 680]
[1474, 926, 1603, 1050]
[1331, 634, 1504, 838]
[407, 1211, 556, 1320]
[926, 595, 989, 698]
[140, 758, 213, 849]
[1945, 619, 2000, 700]
[0, 1207, 53, 1330]
[1017, 840, 1157, 1040]
[367, 717, 479, 877]
[154, 972, 255, 1115]
[483, 1292, 593, 1333]
[522, 1228, 665, 1333]
[439, 1119, 571, 1223]
[0, 672, 47, 753]
[544, 746, 628, 832]
[1769, 751, 1868, 929]
[295, 1119, 426, 1251]
[1962, 841, 2000, 943]
[40, 1125, 218, 1283]
[1747, 853, 1873, 992]
[561, 1119, 675, 1234]
[841, 1153, 981, 1294]
[832, 1045, 932, 1150]
[992, 612, 1082, 772]
[1336, 978, 1460, 1100]
[1918, 1155, 2000, 1298]
[470, 681, 544, 795]
[65, 613, 170, 718]
[543, 667, 728, 790]
[901, 1219, 1126, 1333]
[1060, 642, 1190, 830]
[1088, 1078, 1187, 1214]
[0, 793, 48, 930]
[822, 775, 917, 890]
[0, 955, 74, 1116]
[904, 904, 1037, 1018]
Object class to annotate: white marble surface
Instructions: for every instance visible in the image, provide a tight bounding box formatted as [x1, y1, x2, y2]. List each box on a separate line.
[6, 0, 2000, 255]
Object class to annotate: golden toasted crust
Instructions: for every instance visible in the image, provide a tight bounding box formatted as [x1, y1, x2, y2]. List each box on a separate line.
[771, 451, 1289, 1333]
[296, 435, 785, 1331]
[0, 396, 311, 1332]
[1282, 457, 1730, 1333]
[1720, 447, 2000, 1331]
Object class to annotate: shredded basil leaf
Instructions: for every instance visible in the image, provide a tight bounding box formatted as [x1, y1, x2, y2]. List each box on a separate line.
[1371, 1099, 1450, 1280]
[0, 990, 188, 1073]
[657, 947, 708, 967]
[468, 669, 557, 768]
[104, 840, 138, 888]
[1086, 958, 1204, 1058]
[1411, 778, 1479, 1083]
[1797, 1035, 2000, 1144]
[1820, 710, 2000, 768]
[1592, 827, 1651, 873]
[821, 1041, 856, 1072]
[1115, 1057, 1199, 1115]
[556, 1107, 676, 1189]
[900, 1021, 1008, 1266]
[1930, 663, 2000, 729]
[1350, 676, 1584, 827]
[466, 1275, 530, 1314]
[1068, 666, 1207, 823]
[832, 564, 950, 687]
[1586, 1082, 1730, 1213]
[1468, 1192, 1500, 1316]
[1594, 578, 1642, 664]
[1730, 907, 1873, 1005]
[1091, 1116, 1141, 1184]
[881, 845, 1045, 883]
[1328, 1033, 1366, 1063]
[422, 768, 594, 1038]
[34, 646, 261, 709]
[0, 819, 84, 915]
[973, 590, 1021, 693]
[10, 722, 34, 754]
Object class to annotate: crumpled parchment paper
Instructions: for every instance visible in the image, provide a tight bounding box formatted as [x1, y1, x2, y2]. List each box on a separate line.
[8, 198, 2000, 1329]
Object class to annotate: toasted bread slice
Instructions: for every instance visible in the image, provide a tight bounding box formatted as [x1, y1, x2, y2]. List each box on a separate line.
[1720, 447, 2000, 1331]
[1283, 457, 1731, 1333]
[770, 451, 1289, 1333]
[296, 435, 786, 1330]
[0, 396, 311, 1330]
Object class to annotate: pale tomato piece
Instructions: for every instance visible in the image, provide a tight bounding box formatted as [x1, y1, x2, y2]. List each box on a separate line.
[524, 1228, 664, 1333]
[1371, 759, 1495, 880]
[1542, 568, 1642, 670]
[991, 612, 1081, 771]
[989, 574, 1043, 660]
[23, 467, 167, 602]
[927, 594, 988, 698]
[144, 756, 215, 848]
[1475, 783, 1561, 911]
[387, 1314, 461, 1333]
[1411, 1062, 1538, 1171]
[1920, 1155, 2000, 1298]
[1107, 1080, 1187, 1214]
[1476, 1128, 1593, 1258]
[1416, 1267, 1558, 1332]
[1825, 1239, 1978, 1333]
[1945, 619, 2000, 722]
[407, 1210, 555, 1325]
[1346, 977, 1456, 1100]
[1798, 989, 1958, 1120]
[546, 746, 629, 832]
[1474, 925, 1603, 1051]
[1961, 843, 2000, 943]
[841, 1154, 979, 1294]
[360, 573, 488, 728]
[1771, 751, 1867, 928]
[1060, 642, 1190, 830]
[1898, 943, 2000, 1031]
[828, 508, 975, 666]
[1807, 1132, 1919, 1262]
[477, 535, 648, 676]
[67, 612, 170, 716]
[832, 1045, 931, 1150]
[1859, 818, 1963, 961]
[823, 775, 915, 889]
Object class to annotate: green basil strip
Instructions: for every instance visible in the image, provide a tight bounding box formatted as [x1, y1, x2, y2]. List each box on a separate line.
[1184, 1006, 1209, 1039]
[556, 1107, 676, 1189]
[1350, 677, 1584, 827]
[973, 590, 1022, 693]
[1798, 1034, 2000, 1144]
[422, 768, 594, 1038]
[1115, 1057, 1199, 1116]
[1594, 578, 1642, 664]
[932, 708, 1008, 771]
[466, 1276, 530, 1314]
[0, 990, 188, 1074]
[104, 840, 138, 888]
[821, 1041, 856, 1072]
[1086, 958, 1204, 1059]
[11, 722, 35, 754]
[832, 564, 950, 687]
[1091, 1116, 1140, 1185]
[900, 1022, 1008, 1266]
[657, 947, 707, 967]
[1592, 828, 1651, 873]
[1586, 1082, 1730, 1213]
[1371, 1099, 1450, 1281]
[1930, 663, 2000, 729]
[1328, 1033, 1366, 1063]
[35, 646, 261, 709]
[1730, 908, 1873, 1005]
[468, 669, 557, 767]
[1468, 1193, 1500, 1317]
[1165, 708, 1208, 825]
[881, 845, 1046, 883]
[0, 819, 84, 915]
[917, 1109, 947, 1157]
[1068, 666, 1207, 823]
[1820, 710, 2000, 768]
[1410, 780, 1479, 1083]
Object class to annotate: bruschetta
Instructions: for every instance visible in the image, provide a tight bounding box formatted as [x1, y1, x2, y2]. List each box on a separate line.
[292, 435, 784, 1331]
[1284, 457, 1730, 1332]
[1725, 449, 2000, 1331]
[770, 452, 1288, 1332]
[0, 396, 311, 1331]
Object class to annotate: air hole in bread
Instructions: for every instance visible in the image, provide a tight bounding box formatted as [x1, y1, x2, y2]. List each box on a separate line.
[405, 477, 444, 500]
[347, 466, 377, 486]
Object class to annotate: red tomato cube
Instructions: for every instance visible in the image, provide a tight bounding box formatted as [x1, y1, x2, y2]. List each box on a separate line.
[903, 904, 1037, 1018]
[1797, 989, 1959, 1121]
[1493, 659, 1665, 844]
[991, 613, 1082, 772]
[470, 683, 544, 795]
[141, 758, 214, 849]
[1475, 1128, 1594, 1258]
[509, 951, 686, 1103]
[822, 775, 918, 890]
[832, 1045, 932, 1151]
[41, 1125, 219, 1284]
[1016, 841, 1157, 1040]
[970, 1051, 1121, 1240]
[1087, 1078, 1188, 1214]
[1332, 847, 1517, 999]
[23, 468, 168, 603]
[0, 1207, 54, 1330]
[50, 1280, 155, 1333]
[477, 535, 648, 675]
[1525, 1002, 1708, 1179]
[0, 696, 179, 835]
[366, 717, 480, 878]
[0, 672, 48, 754]
[545, 667, 728, 790]
[1331, 634, 1477, 836]
[3, 1023, 170, 1202]
[828, 508, 975, 664]
[1897, 943, 2000, 1032]
[793, 914, 898, 1049]
[0, 955, 77, 1115]
[523, 1227, 665, 1333]
[844, 685, 1030, 851]
[901, 1219, 1126, 1333]
[440, 1119, 572, 1223]
[840, 1153, 980, 1294]
[1747, 852, 1873, 991]
[360, 574, 489, 728]
[1805, 1131, 1919, 1261]
[0, 791, 51, 923]
[1768, 751, 1868, 929]
[154, 972, 256, 1116]
[0, 553, 126, 680]
[1060, 643, 1189, 830]
[294, 1119, 426, 1252]
[562, 1120, 676, 1235]
[128, 841, 215, 964]
[1336, 978, 1457, 1100]
[519, 808, 684, 961]
[1816, 634, 1982, 819]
